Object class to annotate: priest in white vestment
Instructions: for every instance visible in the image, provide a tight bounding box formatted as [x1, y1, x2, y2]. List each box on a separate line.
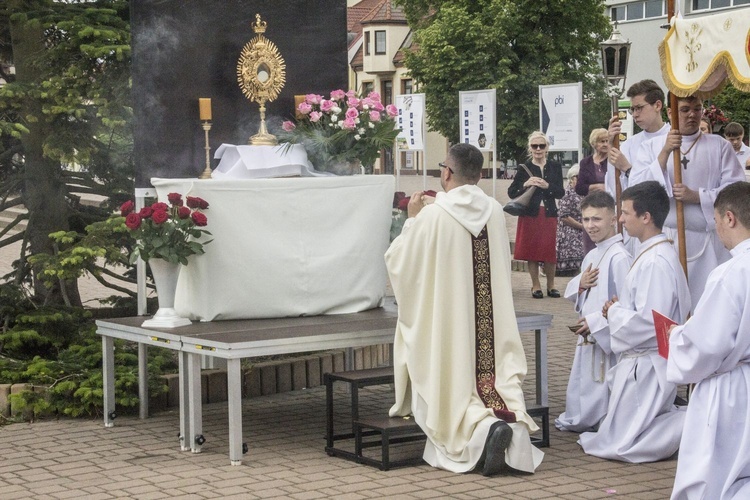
[579, 181, 690, 463]
[606, 79, 671, 255]
[631, 95, 744, 307]
[667, 181, 750, 500]
[386, 144, 543, 475]
[557, 192, 631, 432]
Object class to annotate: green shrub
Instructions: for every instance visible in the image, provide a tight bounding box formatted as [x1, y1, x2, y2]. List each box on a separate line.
[0, 284, 176, 422]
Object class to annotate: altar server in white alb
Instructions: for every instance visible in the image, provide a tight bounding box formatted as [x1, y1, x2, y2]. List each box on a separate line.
[606, 79, 671, 254]
[606, 80, 670, 199]
[579, 181, 690, 463]
[667, 181, 750, 500]
[386, 143, 543, 476]
[556, 192, 631, 433]
[632, 94, 744, 307]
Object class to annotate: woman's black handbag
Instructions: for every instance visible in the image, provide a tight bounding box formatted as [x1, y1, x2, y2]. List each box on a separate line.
[503, 164, 536, 216]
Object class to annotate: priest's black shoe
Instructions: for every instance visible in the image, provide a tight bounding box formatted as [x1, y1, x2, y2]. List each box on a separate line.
[476, 420, 513, 477]
[547, 289, 561, 298]
[532, 290, 543, 299]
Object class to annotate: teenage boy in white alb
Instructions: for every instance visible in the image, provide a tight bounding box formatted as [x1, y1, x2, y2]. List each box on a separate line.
[724, 121, 750, 169]
[579, 181, 690, 463]
[633, 94, 744, 308]
[667, 181, 750, 499]
[556, 191, 631, 432]
[606, 79, 671, 254]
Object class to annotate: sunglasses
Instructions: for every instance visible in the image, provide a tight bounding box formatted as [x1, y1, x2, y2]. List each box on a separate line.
[530, 144, 546, 150]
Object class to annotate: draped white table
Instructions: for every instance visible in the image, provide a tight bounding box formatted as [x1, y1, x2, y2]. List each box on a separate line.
[150, 176, 395, 320]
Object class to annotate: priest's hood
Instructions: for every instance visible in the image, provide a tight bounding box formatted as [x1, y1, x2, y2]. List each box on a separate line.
[434, 184, 493, 237]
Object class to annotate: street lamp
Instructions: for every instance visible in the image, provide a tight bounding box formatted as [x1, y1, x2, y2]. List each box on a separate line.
[600, 21, 631, 117]
[599, 21, 631, 233]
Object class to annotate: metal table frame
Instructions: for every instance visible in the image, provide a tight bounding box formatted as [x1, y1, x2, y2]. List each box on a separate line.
[97, 303, 551, 466]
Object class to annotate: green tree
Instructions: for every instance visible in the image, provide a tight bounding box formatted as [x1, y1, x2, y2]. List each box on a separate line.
[0, 0, 133, 306]
[395, 0, 612, 162]
[711, 83, 750, 132]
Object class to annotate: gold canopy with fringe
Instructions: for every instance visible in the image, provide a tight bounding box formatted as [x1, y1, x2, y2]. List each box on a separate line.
[659, 10, 750, 99]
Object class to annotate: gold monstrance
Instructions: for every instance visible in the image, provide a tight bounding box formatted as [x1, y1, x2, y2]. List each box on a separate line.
[237, 14, 286, 145]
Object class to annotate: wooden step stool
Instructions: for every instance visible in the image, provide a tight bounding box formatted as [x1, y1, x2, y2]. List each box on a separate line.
[527, 404, 550, 448]
[324, 366, 550, 468]
[353, 415, 426, 470]
[324, 367, 395, 461]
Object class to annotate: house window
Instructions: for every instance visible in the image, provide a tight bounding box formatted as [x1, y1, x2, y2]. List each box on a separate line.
[627, 2, 644, 19]
[401, 79, 413, 95]
[610, 6, 625, 21]
[692, 0, 710, 9]
[382, 80, 393, 104]
[644, 0, 663, 17]
[362, 81, 374, 96]
[364, 31, 370, 56]
[375, 30, 386, 55]
[712, 0, 731, 6]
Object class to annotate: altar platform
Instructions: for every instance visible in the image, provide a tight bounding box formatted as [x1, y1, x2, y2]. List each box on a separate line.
[96, 300, 552, 466]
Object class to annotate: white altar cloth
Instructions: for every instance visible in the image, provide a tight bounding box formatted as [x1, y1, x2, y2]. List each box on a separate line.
[212, 144, 329, 179]
[151, 176, 395, 320]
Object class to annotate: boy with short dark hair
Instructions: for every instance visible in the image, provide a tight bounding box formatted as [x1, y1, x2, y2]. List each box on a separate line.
[667, 181, 750, 499]
[724, 121, 750, 168]
[579, 181, 691, 462]
[556, 191, 631, 432]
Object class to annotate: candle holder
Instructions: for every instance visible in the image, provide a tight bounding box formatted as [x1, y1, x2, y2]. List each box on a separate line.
[199, 121, 212, 179]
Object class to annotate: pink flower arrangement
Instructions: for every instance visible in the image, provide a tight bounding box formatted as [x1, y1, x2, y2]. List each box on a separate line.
[119, 192, 212, 265]
[278, 89, 401, 174]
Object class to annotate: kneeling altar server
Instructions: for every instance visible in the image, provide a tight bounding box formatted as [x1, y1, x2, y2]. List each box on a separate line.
[556, 192, 631, 432]
[579, 181, 690, 462]
[667, 181, 750, 500]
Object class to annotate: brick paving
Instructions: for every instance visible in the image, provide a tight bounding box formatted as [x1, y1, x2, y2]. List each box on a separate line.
[0, 175, 681, 498]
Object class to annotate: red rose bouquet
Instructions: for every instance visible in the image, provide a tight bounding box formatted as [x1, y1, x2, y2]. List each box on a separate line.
[119, 193, 212, 265]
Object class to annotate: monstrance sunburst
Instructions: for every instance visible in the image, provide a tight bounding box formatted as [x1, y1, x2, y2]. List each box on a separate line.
[237, 14, 286, 145]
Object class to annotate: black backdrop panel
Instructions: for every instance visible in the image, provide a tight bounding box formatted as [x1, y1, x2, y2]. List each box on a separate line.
[131, 0, 348, 187]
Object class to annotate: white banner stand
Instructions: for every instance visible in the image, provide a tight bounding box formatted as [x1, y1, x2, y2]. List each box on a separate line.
[459, 89, 497, 197]
[395, 94, 426, 194]
[539, 82, 583, 164]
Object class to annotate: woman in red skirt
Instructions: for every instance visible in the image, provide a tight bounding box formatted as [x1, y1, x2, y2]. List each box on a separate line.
[507, 131, 565, 298]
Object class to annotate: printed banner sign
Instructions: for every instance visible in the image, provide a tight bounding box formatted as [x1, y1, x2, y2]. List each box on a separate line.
[459, 89, 496, 152]
[539, 83, 582, 152]
[396, 94, 425, 151]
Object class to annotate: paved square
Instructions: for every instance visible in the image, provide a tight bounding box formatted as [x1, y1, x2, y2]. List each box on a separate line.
[0, 177, 681, 498]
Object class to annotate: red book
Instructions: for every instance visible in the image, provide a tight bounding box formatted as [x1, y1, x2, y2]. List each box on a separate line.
[652, 310, 677, 359]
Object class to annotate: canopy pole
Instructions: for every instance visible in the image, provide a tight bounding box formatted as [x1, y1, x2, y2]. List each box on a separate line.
[667, 0, 689, 280]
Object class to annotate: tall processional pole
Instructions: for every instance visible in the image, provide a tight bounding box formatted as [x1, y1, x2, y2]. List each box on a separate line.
[666, 0, 689, 278]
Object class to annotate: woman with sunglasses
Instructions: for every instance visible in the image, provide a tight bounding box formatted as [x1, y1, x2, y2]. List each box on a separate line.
[507, 131, 565, 298]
